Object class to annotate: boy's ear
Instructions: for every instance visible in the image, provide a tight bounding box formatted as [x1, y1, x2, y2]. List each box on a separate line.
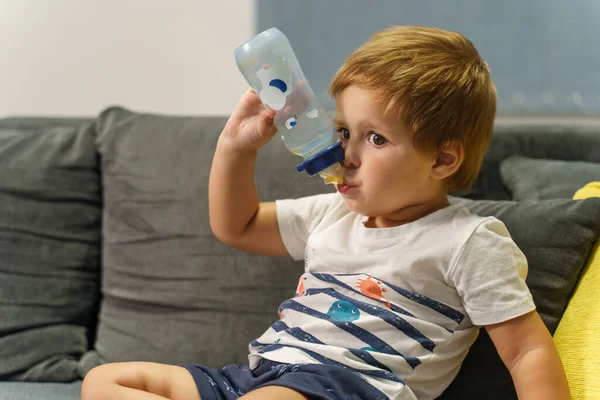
[430, 140, 464, 181]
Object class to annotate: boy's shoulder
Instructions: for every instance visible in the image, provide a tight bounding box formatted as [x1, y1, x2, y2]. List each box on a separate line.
[444, 204, 520, 265]
[419, 202, 506, 251]
[449, 202, 504, 234]
[412, 200, 497, 231]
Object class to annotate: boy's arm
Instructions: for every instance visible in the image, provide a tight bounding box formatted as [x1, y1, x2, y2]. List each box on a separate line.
[209, 88, 289, 257]
[486, 310, 571, 400]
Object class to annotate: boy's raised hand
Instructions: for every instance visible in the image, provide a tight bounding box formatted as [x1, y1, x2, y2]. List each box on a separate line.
[209, 87, 289, 257]
[221, 88, 278, 153]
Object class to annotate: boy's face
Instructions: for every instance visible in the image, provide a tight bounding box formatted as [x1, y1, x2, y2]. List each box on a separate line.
[334, 85, 446, 223]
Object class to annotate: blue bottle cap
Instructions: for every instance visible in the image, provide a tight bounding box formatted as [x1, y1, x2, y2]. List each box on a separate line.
[296, 141, 345, 175]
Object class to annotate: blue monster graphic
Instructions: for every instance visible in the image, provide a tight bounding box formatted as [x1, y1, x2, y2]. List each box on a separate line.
[326, 300, 360, 322]
[361, 346, 378, 352]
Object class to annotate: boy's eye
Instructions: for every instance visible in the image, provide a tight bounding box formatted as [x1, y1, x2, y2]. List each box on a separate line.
[337, 128, 350, 140]
[368, 133, 387, 146]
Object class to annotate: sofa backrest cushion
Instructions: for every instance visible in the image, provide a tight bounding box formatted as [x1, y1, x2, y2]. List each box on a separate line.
[464, 121, 600, 200]
[0, 121, 101, 381]
[84, 106, 331, 371]
[500, 156, 600, 200]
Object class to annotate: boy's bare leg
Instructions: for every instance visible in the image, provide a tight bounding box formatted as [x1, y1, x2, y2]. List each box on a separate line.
[82, 361, 309, 400]
[240, 385, 309, 400]
[80, 362, 201, 400]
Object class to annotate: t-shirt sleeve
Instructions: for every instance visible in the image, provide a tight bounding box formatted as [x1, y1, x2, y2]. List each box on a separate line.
[448, 218, 536, 326]
[275, 192, 340, 261]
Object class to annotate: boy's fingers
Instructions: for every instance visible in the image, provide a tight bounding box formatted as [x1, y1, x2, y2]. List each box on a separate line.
[263, 108, 276, 120]
[257, 109, 277, 139]
[245, 87, 260, 102]
[237, 87, 261, 111]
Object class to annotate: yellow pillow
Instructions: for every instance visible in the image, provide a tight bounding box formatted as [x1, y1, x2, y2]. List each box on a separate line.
[573, 181, 600, 200]
[553, 181, 600, 399]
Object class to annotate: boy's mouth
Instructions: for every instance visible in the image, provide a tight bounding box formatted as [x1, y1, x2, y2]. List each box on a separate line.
[337, 181, 357, 195]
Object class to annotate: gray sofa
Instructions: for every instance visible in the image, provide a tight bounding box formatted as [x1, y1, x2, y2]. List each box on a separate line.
[1, 108, 599, 400]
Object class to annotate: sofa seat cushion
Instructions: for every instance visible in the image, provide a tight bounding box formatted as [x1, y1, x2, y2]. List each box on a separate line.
[0, 381, 82, 400]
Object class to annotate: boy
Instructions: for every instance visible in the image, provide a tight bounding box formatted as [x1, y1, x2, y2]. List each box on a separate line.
[81, 26, 570, 399]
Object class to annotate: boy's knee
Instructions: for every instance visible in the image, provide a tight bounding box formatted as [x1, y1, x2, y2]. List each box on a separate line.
[80, 364, 118, 400]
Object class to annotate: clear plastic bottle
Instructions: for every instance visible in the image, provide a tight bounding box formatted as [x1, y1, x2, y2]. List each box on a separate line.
[235, 27, 345, 185]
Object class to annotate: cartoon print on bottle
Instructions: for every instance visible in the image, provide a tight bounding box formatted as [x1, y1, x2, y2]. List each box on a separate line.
[256, 58, 293, 111]
[285, 114, 298, 129]
[326, 300, 360, 322]
[356, 276, 391, 308]
[305, 109, 319, 118]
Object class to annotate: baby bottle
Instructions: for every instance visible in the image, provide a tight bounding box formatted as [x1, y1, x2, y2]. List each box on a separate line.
[235, 27, 345, 185]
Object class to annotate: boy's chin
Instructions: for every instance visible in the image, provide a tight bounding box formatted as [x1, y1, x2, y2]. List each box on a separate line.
[341, 198, 372, 216]
[342, 197, 410, 220]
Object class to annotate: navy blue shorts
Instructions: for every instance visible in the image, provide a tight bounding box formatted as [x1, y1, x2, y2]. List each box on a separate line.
[181, 358, 387, 400]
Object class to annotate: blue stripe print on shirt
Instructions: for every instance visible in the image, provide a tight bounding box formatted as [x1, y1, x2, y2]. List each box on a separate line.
[280, 299, 421, 369]
[271, 320, 323, 345]
[321, 273, 465, 324]
[252, 342, 405, 384]
[311, 273, 415, 317]
[303, 287, 436, 352]
[270, 320, 394, 373]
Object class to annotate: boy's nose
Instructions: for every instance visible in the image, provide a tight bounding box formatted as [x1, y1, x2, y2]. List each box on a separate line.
[341, 142, 360, 169]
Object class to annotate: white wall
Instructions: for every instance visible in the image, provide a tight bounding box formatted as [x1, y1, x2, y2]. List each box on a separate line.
[0, 0, 255, 117]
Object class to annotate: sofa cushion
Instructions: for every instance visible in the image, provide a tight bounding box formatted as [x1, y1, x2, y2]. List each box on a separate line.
[500, 155, 600, 200]
[554, 182, 600, 399]
[440, 196, 600, 399]
[86, 107, 331, 371]
[0, 381, 82, 400]
[0, 123, 102, 382]
[465, 121, 600, 200]
[0, 117, 94, 130]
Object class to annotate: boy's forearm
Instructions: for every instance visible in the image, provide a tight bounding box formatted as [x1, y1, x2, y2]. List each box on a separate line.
[510, 345, 570, 400]
[208, 135, 260, 243]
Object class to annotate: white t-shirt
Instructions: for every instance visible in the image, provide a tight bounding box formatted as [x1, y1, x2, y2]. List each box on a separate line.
[248, 192, 535, 400]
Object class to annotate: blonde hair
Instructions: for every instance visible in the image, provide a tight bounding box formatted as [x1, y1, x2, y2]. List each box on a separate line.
[329, 25, 497, 192]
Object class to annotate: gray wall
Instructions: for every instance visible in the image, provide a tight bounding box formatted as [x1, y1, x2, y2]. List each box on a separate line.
[257, 0, 599, 116]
